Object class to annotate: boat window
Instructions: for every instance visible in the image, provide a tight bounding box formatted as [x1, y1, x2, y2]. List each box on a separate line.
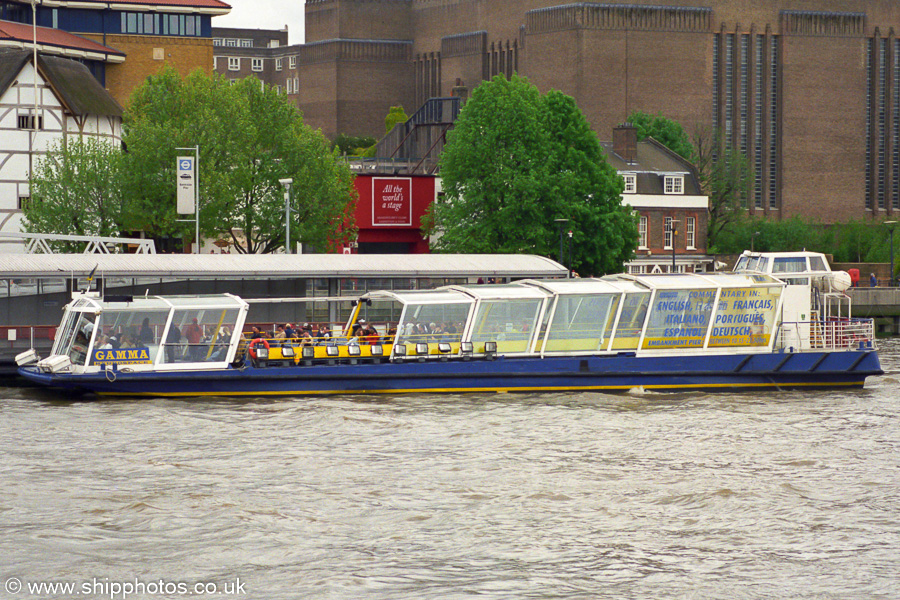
[543, 294, 620, 353]
[611, 292, 650, 350]
[772, 257, 808, 273]
[396, 302, 470, 346]
[642, 289, 716, 350]
[55, 310, 96, 366]
[161, 308, 241, 363]
[734, 256, 749, 271]
[470, 299, 542, 353]
[709, 286, 782, 348]
[782, 277, 809, 286]
[809, 255, 827, 271]
[95, 308, 170, 364]
[756, 257, 769, 273]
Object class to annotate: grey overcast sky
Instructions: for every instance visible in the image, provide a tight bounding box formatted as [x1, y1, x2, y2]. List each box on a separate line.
[213, 0, 306, 44]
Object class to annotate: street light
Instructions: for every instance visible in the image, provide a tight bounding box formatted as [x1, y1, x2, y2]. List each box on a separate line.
[751, 231, 760, 253]
[668, 219, 680, 273]
[886, 220, 897, 287]
[554, 218, 569, 273]
[279, 178, 293, 254]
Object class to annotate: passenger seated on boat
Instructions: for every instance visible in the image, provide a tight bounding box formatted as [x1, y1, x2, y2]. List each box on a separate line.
[283, 323, 295, 339]
[316, 324, 333, 345]
[299, 329, 314, 346]
[385, 326, 397, 344]
[210, 327, 231, 361]
[273, 325, 286, 340]
[361, 321, 379, 344]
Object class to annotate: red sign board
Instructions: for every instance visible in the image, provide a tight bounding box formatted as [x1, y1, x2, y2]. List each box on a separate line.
[372, 177, 412, 226]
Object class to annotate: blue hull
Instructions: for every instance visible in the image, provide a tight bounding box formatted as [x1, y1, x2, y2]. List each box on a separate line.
[18, 350, 884, 398]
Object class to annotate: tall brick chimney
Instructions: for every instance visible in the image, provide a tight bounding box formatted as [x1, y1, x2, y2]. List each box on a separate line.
[613, 123, 638, 163]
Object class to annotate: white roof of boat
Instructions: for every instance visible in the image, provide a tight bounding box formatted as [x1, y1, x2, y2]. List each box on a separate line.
[454, 283, 551, 300]
[0, 253, 566, 278]
[622, 272, 782, 288]
[525, 278, 642, 295]
[70, 293, 248, 310]
[364, 289, 474, 304]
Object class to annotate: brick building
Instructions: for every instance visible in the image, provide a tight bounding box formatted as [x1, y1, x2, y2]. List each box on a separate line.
[603, 124, 711, 274]
[217, 0, 900, 226]
[0, 0, 230, 106]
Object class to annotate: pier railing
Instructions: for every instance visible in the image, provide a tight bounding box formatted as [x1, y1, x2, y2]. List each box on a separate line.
[776, 318, 877, 351]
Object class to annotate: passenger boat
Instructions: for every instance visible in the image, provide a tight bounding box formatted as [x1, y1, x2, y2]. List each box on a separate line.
[16, 252, 882, 397]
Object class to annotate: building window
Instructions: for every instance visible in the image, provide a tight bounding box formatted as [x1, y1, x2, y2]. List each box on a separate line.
[213, 38, 223, 46]
[638, 215, 647, 248]
[664, 176, 684, 194]
[17, 113, 43, 130]
[293, 77, 299, 93]
[623, 173, 637, 194]
[686, 217, 696, 249]
[225, 38, 237, 47]
[240, 39, 252, 48]
[664, 217, 675, 249]
[275, 58, 282, 71]
[252, 58, 263, 72]
[289, 56, 296, 69]
[285, 79, 292, 94]
[18, 196, 31, 210]
[228, 57, 240, 71]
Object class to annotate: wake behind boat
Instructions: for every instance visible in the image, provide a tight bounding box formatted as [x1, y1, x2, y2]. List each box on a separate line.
[16, 252, 883, 397]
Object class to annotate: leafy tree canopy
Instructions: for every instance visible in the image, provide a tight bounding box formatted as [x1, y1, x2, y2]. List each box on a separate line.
[626, 110, 694, 160]
[24, 137, 126, 251]
[425, 74, 637, 275]
[122, 68, 357, 253]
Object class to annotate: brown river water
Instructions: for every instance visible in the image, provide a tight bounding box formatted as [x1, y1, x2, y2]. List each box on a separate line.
[1, 339, 899, 599]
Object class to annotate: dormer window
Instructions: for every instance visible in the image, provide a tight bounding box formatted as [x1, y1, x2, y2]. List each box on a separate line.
[664, 176, 684, 194]
[623, 173, 637, 194]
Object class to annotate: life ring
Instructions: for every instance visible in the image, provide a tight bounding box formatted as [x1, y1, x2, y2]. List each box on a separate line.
[248, 338, 269, 360]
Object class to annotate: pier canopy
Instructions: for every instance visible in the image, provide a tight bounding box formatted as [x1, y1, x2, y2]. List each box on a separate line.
[0, 253, 566, 328]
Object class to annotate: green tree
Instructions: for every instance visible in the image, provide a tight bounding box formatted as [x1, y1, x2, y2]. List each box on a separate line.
[691, 128, 753, 250]
[626, 110, 694, 160]
[25, 137, 126, 250]
[333, 134, 376, 156]
[123, 68, 357, 253]
[385, 106, 409, 134]
[426, 74, 636, 275]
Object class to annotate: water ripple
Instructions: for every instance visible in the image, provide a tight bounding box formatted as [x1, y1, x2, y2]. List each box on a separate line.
[1, 340, 899, 599]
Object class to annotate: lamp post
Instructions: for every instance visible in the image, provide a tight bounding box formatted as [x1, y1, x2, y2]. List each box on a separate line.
[279, 178, 293, 254]
[669, 219, 680, 273]
[751, 231, 760, 253]
[567, 229, 573, 278]
[554, 218, 569, 273]
[886, 220, 897, 287]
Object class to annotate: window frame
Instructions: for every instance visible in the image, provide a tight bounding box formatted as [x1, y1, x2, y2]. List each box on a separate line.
[227, 57, 240, 71]
[623, 173, 637, 194]
[251, 58, 263, 72]
[664, 175, 684, 195]
[638, 215, 648, 249]
[686, 217, 696, 249]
